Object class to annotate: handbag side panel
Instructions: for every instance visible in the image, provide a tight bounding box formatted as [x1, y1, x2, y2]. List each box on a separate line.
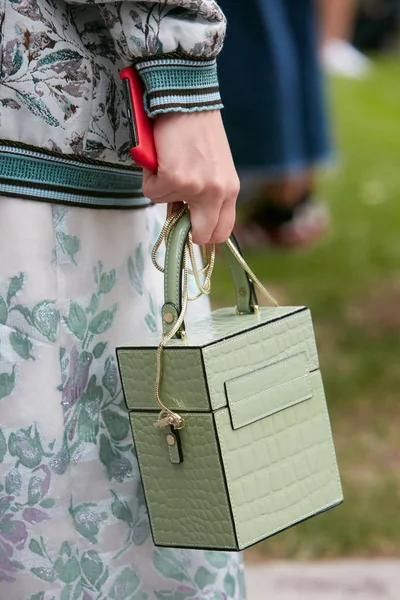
[129, 411, 238, 550]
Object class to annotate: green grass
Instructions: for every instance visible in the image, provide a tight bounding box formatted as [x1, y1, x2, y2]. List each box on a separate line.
[211, 58, 400, 559]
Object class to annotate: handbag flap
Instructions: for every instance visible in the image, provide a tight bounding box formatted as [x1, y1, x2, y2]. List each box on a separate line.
[225, 352, 313, 430]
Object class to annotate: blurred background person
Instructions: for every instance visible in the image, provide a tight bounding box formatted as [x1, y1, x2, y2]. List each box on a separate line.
[218, 0, 331, 249]
[320, 0, 372, 78]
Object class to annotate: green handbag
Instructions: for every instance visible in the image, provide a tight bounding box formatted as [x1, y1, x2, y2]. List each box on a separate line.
[116, 208, 343, 551]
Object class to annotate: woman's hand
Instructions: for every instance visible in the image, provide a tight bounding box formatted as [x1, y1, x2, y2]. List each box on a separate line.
[142, 110, 240, 245]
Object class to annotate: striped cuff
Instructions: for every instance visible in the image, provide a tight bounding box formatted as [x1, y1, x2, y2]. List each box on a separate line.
[135, 58, 223, 118]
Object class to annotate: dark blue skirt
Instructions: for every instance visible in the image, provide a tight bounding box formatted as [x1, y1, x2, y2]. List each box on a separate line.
[218, 0, 332, 176]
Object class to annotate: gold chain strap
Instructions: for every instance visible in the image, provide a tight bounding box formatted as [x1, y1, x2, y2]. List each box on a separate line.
[152, 208, 278, 430]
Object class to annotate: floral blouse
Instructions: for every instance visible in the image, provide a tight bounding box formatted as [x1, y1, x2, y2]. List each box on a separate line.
[0, 0, 226, 165]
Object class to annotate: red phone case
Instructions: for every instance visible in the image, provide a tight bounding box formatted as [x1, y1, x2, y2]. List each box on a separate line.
[120, 66, 158, 173]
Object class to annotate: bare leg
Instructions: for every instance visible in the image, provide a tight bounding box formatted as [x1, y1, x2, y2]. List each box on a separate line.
[234, 171, 330, 249]
[263, 172, 313, 206]
[318, 0, 358, 43]
[319, 0, 371, 77]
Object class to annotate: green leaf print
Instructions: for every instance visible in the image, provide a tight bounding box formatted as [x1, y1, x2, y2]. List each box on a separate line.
[88, 306, 117, 335]
[60, 585, 72, 600]
[194, 567, 217, 590]
[54, 556, 81, 584]
[99, 269, 116, 295]
[0, 295, 8, 324]
[93, 342, 107, 358]
[76, 375, 102, 443]
[72, 580, 84, 600]
[10, 48, 23, 76]
[64, 302, 87, 340]
[29, 538, 46, 558]
[7, 273, 24, 305]
[223, 573, 236, 597]
[99, 434, 120, 470]
[80, 550, 104, 586]
[5, 468, 22, 495]
[10, 305, 33, 326]
[37, 49, 84, 67]
[0, 366, 16, 400]
[132, 520, 150, 546]
[29, 594, 45, 600]
[31, 567, 57, 583]
[16, 90, 60, 126]
[111, 491, 133, 524]
[128, 249, 144, 296]
[10, 329, 34, 360]
[205, 552, 229, 569]
[109, 567, 140, 599]
[87, 293, 99, 316]
[96, 565, 110, 592]
[57, 232, 81, 265]
[33, 301, 59, 342]
[60, 541, 72, 557]
[103, 410, 129, 442]
[28, 473, 45, 505]
[145, 313, 157, 333]
[0, 428, 7, 462]
[70, 501, 104, 544]
[153, 549, 191, 583]
[9, 426, 42, 469]
[102, 356, 118, 397]
[40, 498, 56, 509]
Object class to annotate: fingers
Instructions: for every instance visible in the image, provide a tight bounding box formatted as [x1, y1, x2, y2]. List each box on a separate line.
[143, 169, 240, 245]
[141, 111, 241, 245]
[143, 167, 202, 203]
[209, 198, 237, 244]
[189, 203, 220, 246]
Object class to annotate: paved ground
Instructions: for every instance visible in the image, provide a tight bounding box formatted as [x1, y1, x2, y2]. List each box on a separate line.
[244, 560, 400, 600]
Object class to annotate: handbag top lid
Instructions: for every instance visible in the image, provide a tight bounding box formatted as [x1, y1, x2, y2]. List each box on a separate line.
[117, 305, 319, 413]
[117, 305, 306, 349]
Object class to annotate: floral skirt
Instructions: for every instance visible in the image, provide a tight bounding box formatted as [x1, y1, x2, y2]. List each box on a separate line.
[0, 196, 246, 600]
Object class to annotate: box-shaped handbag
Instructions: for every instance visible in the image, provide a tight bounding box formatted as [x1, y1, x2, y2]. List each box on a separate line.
[117, 210, 343, 551]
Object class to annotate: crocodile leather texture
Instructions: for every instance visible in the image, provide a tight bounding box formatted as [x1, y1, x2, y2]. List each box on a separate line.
[118, 347, 209, 411]
[118, 305, 305, 349]
[130, 412, 237, 549]
[203, 308, 318, 410]
[225, 352, 313, 430]
[117, 305, 342, 550]
[117, 306, 314, 412]
[214, 371, 343, 550]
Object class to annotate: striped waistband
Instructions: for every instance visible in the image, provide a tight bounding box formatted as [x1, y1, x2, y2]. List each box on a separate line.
[0, 146, 150, 208]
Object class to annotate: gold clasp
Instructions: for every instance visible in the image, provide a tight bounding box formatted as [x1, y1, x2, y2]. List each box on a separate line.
[153, 409, 185, 430]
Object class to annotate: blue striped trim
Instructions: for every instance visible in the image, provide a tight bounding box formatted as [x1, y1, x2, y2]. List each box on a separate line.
[0, 147, 150, 208]
[148, 91, 222, 110]
[136, 58, 223, 118]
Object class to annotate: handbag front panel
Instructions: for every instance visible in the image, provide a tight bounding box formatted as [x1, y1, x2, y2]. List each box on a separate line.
[214, 370, 343, 550]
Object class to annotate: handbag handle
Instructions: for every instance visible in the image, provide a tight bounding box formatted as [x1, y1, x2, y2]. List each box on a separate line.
[161, 209, 258, 338]
[152, 206, 278, 430]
